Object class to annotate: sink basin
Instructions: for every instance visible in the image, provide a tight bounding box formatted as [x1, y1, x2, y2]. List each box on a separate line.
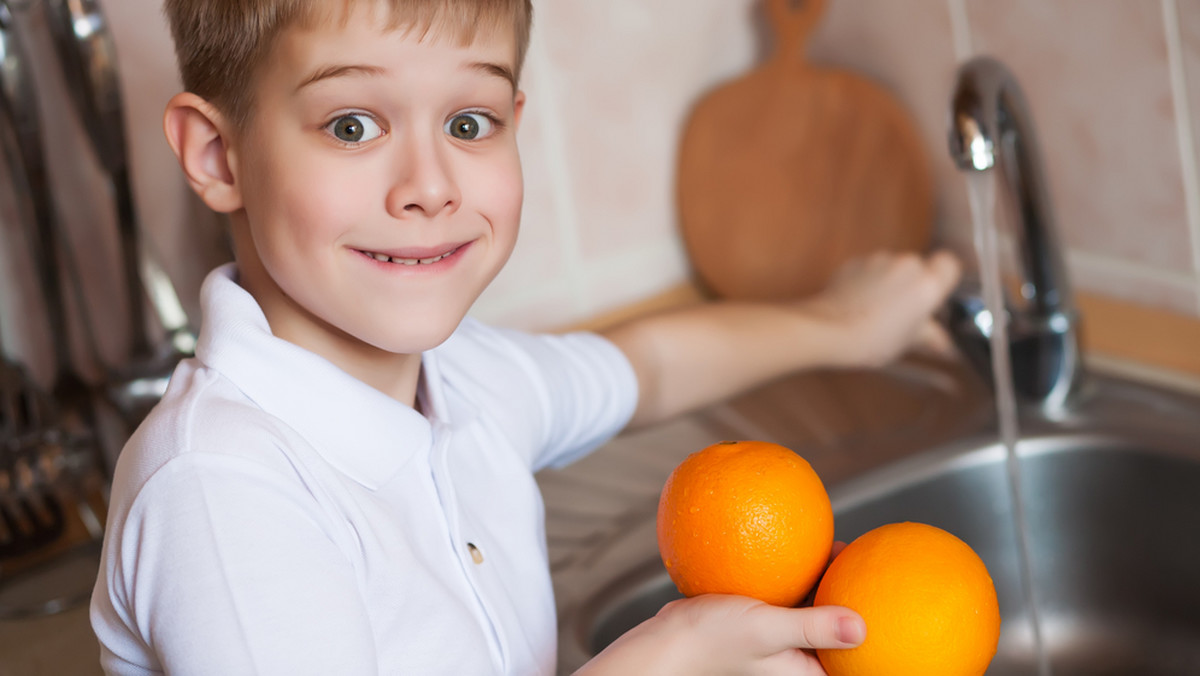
[559, 372, 1200, 675]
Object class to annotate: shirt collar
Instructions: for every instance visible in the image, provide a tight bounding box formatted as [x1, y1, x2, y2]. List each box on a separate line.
[195, 264, 435, 490]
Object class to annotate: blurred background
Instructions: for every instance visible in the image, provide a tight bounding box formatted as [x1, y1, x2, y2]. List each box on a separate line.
[5, 0, 1200, 384]
[4, 0, 1200, 673]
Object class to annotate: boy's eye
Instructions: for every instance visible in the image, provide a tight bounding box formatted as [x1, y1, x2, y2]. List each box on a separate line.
[445, 112, 495, 140]
[327, 114, 383, 143]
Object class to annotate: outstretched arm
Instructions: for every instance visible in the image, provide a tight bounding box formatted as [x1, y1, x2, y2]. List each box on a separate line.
[602, 250, 961, 429]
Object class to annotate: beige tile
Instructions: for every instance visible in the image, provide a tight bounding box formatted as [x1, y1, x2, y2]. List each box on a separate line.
[805, 0, 968, 253]
[965, 0, 1191, 278]
[577, 242, 692, 320]
[472, 281, 582, 332]
[481, 45, 575, 316]
[533, 0, 760, 263]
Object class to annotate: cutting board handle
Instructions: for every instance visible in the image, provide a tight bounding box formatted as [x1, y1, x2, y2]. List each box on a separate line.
[766, 0, 828, 61]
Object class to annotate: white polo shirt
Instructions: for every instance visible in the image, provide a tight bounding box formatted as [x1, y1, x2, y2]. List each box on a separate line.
[90, 264, 638, 675]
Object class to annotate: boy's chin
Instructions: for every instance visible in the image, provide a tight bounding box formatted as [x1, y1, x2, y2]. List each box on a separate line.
[362, 322, 460, 356]
[336, 294, 485, 356]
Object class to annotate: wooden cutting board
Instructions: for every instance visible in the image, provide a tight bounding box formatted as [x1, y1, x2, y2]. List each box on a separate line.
[677, 0, 934, 300]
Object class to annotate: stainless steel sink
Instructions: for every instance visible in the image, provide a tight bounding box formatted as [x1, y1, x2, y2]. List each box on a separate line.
[556, 371, 1200, 675]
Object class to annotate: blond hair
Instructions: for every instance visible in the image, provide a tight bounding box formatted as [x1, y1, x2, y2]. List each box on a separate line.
[163, 0, 534, 128]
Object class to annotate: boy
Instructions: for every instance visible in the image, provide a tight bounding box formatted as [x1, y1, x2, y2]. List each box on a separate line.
[91, 1, 960, 674]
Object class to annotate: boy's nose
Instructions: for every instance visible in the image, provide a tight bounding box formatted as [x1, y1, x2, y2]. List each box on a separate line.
[386, 137, 460, 219]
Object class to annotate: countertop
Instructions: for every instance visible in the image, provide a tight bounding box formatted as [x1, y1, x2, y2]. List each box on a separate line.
[3, 349, 1196, 674]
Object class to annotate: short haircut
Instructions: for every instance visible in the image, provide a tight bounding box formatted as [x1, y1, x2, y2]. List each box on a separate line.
[163, 0, 534, 129]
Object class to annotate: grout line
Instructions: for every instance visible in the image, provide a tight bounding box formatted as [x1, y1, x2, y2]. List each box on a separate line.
[1067, 248, 1198, 288]
[947, 0, 974, 63]
[1161, 0, 1200, 313]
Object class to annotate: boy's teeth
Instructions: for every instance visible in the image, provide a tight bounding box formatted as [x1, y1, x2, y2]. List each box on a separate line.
[367, 249, 454, 265]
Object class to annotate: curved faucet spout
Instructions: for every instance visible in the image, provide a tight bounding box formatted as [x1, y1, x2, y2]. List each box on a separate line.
[947, 56, 1083, 413]
[950, 56, 1073, 318]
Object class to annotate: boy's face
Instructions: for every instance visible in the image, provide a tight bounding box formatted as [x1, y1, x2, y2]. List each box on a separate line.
[229, 3, 525, 366]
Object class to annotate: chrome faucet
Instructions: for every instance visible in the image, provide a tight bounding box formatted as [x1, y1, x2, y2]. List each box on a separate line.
[946, 56, 1084, 415]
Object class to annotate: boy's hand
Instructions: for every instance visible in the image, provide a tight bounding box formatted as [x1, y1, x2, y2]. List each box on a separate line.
[797, 250, 962, 368]
[578, 593, 864, 676]
[579, 541, 859, 675]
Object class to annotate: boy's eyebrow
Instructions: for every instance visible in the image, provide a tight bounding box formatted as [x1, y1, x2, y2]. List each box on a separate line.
[295, 61, 516, 92]
[471, 61, 516, 90]
[296, 64, 387, 91]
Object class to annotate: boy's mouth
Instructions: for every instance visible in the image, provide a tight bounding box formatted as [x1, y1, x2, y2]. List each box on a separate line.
[356, 244, 463, 266]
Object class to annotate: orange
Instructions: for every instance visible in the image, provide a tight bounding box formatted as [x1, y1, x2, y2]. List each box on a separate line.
[814, 521, 1001, 676]
[656, 440, 833, 607]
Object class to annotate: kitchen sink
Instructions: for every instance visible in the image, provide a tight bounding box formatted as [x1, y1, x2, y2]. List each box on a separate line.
[555, 370, 1200, 675]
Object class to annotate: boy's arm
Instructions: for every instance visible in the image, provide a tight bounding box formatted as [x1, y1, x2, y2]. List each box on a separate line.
[602, 251, 961, 429]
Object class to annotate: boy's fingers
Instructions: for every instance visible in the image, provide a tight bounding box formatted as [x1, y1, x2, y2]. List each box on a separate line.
[912, 251, 963, 360]
[913, 318, 958, 359]
[801, 542, 849, 607]
[830, 540, 847, 561]
[926, 249, 963, 293]
[752, 604, 866, 652]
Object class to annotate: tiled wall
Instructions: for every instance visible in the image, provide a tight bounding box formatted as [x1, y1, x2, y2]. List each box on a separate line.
[804, 0, 1200, 317]
[501, 0, 1200, 326]
[3, 0, 1199, 386]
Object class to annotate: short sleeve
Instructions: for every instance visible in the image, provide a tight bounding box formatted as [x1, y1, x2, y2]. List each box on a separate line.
[434, 320, 639, 472]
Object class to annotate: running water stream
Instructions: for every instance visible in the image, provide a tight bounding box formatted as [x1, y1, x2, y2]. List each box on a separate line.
[964, 171, 1052, 676]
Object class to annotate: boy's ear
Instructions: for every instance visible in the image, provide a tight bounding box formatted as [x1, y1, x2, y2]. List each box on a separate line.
[513, 90, 526, 130]
[163, 93, 243, 213]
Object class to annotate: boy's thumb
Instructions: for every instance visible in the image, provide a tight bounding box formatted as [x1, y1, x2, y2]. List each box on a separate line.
[759, 605, 866, 651]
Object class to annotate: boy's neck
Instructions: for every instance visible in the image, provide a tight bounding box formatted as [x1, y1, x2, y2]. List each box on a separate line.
[232, 245, 425, 408]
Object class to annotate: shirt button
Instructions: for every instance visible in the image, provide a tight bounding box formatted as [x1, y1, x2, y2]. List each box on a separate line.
[467, 542, 484, 564]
